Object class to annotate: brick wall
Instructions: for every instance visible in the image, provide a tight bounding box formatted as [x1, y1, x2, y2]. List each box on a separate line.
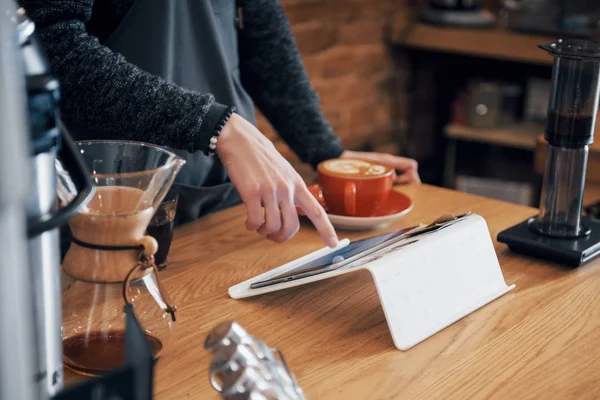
[257, 0, 412, 175]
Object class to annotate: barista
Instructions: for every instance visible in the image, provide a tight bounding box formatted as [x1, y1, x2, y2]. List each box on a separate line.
[21, 0, 420, 247]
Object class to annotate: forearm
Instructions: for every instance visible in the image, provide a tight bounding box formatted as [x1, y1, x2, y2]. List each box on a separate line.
[239, 0, 344, 167]
[20, 0, 226, 154]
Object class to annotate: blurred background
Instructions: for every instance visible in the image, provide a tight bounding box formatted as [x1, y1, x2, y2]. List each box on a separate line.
[265, 0, 600, 209]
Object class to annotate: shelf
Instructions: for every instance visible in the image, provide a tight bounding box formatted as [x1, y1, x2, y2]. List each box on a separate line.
[393, 22, 556, 66]
[445, 123, 543, 150]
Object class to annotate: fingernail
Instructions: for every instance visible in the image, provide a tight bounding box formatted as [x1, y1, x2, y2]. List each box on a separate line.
[327, 236, 339, 248]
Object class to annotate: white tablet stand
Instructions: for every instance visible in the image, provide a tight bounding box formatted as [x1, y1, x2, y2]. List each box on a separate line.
[229, 214, 515, 350]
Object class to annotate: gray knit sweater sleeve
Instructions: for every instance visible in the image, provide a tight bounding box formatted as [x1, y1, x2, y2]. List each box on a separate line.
[19, 0, 226, 154]
[19, 0, 345, 164]
[239, 0, 344, 166]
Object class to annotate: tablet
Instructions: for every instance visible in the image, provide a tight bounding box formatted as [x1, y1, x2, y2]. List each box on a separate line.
[249, 212, 472, 289]
[250, 226, 418, 289]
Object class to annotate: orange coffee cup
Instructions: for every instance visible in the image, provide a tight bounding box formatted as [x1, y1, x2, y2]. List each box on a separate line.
[317, 158, 395, 217]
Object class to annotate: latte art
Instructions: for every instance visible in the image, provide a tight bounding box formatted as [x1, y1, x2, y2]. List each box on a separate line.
[366, 165, 387, 175]
[324, 160, 370, 174]
[320, 159, 392, 178]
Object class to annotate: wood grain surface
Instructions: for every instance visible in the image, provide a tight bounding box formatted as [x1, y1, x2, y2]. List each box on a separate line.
[66, 184, 600, 399]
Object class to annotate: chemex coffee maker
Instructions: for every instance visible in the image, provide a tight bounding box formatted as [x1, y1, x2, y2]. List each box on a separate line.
[498, 39, 600, 267]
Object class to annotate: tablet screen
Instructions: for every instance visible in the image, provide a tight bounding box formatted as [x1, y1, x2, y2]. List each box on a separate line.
[261, 227, 416, 282]
[250, 213, 471, 289]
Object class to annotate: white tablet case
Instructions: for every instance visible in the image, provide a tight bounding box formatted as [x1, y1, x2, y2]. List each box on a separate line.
[229, 214, 515, 350]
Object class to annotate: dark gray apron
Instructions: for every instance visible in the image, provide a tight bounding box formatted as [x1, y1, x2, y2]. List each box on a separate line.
[95, 0, 256, 224]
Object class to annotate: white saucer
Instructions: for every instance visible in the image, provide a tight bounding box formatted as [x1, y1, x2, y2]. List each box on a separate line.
[307, 184, 414, 231]
[327, 204, 413, 231]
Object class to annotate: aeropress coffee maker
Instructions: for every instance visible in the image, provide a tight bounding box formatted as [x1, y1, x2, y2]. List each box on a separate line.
[498, 39, 600, 267]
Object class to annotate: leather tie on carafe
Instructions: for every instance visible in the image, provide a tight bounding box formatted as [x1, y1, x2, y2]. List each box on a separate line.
[122, 246, 178, 323]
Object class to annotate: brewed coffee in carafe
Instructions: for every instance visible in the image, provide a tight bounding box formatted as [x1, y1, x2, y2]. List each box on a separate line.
[59, 141, 184, 376]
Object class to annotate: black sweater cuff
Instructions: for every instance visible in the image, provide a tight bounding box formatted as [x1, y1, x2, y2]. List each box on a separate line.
[194, 102, 230, 154]
[309, 145, 345, 169]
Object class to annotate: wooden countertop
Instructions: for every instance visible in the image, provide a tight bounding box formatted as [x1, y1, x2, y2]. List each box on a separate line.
[74, 185, 600, 398]
[146, 184, 600, 398]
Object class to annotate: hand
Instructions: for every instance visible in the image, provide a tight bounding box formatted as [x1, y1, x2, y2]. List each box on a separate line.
[341, 150, 420, 184]
[217, 113, 339, 247]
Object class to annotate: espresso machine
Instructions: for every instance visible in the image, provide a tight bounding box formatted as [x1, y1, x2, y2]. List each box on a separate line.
[20, 9, 95, 398]
[499, 39, 600, 267]
[0, 1, 37, 399]
[1, 2, 94, 399]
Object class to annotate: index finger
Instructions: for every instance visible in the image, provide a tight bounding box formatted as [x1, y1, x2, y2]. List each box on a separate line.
[394, 167, 421, 184]
[296, 188, 339, 248]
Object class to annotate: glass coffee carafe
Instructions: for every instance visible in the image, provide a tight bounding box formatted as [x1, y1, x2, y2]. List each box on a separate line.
[58, 140, 185, 376]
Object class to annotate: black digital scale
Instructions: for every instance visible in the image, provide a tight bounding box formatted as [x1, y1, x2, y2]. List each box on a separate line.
[498, 39, 600, 268]
[498, 216, 600, 267]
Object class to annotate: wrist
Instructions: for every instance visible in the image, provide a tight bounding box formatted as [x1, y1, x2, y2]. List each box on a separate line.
[215, 112, 244, 158]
